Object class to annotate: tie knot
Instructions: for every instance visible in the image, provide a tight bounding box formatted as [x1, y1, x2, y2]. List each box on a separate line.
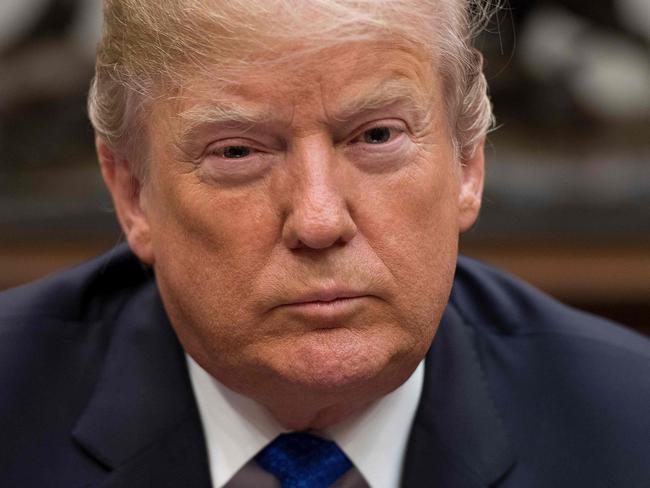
[255, 432, 352, 488]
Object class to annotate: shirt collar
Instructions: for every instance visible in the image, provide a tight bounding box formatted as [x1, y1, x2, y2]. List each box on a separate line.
[187, 355, 424, 488]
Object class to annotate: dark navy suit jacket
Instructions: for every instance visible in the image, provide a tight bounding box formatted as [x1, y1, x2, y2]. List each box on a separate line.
[1, 245, 649, 487]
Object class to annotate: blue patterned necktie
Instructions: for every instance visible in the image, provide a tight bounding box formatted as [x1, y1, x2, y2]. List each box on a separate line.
[255, 432, 353, 488]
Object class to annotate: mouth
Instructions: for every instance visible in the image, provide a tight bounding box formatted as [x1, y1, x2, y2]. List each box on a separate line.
[275, 290, 373, 320]
[287, 290, 368, 306]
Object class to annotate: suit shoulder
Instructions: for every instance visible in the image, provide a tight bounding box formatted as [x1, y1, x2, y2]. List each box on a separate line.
[451, 255, 650, 359]
[0, 245, 155, 450]
[0, 244, 153, 387]
[451, 257, 650, 485]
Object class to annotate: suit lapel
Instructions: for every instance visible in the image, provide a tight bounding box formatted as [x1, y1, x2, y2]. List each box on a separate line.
[401, 304, 515, 488]
[71, 282, 212, 487]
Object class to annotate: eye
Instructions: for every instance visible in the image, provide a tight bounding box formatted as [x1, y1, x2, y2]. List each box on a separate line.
[220, 145, 251, 158]
[344, 121, 413, 173]
[351, 125, 404, 146]
[362, 127, 392, 144]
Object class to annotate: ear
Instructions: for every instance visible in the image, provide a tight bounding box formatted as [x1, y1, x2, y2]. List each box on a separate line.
[458, 137, 485, 233]
[97, 138, 155, 265]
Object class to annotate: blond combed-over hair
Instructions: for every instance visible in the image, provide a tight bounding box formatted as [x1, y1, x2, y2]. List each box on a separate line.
[88, 0, 498, 177]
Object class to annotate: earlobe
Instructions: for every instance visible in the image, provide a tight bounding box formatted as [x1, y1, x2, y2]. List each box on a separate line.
[458, 138, 485, 233]
[96, 138, 155, 265]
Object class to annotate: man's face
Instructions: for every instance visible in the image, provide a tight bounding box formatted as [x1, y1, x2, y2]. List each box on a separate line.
[107, 38, 483, 426]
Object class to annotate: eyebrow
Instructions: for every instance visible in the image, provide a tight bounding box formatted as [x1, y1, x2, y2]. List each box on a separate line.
[176, 76, 433, 146]
[178, 101, 274, 146]
[332, 77, 433, 123]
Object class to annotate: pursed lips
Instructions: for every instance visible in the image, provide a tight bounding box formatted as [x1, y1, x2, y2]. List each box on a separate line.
[286, 289, 369, 305]
[274, 289, 373, 319]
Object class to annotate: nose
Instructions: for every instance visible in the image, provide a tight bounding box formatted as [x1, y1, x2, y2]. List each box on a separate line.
[281, 140, 357, 250]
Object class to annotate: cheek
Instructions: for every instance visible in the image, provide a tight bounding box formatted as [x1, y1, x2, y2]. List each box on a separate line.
[145, 172, 280, 329]
[358, 152, 460, 267]
[152, 176, 269, 247]
[149, 166, 276, 255]
[354, 152, 460, 319]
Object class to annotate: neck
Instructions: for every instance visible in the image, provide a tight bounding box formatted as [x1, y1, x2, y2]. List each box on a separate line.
[224, 364, 420, 431]
[266, 397, 374, 431]
[253, 367, 415, 431]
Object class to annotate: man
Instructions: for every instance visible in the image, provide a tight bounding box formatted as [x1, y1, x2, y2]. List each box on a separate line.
[1, 1, 649, 487]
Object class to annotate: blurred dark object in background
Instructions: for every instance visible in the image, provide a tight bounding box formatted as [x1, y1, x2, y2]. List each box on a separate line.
[0, 0, 118, 252]
[0, 0, 648, 334]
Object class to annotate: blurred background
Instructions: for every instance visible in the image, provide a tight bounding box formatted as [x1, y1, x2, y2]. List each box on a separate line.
[1, 0, 648, 335]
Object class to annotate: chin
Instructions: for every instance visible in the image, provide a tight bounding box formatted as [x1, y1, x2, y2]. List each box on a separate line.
[269, 327, 415, 395]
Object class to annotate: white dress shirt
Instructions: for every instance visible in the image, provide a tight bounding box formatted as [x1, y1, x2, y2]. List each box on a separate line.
[187, 356, 424, 488]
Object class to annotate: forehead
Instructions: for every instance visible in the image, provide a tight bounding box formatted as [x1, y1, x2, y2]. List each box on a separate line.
[166, 39, 439, 129]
